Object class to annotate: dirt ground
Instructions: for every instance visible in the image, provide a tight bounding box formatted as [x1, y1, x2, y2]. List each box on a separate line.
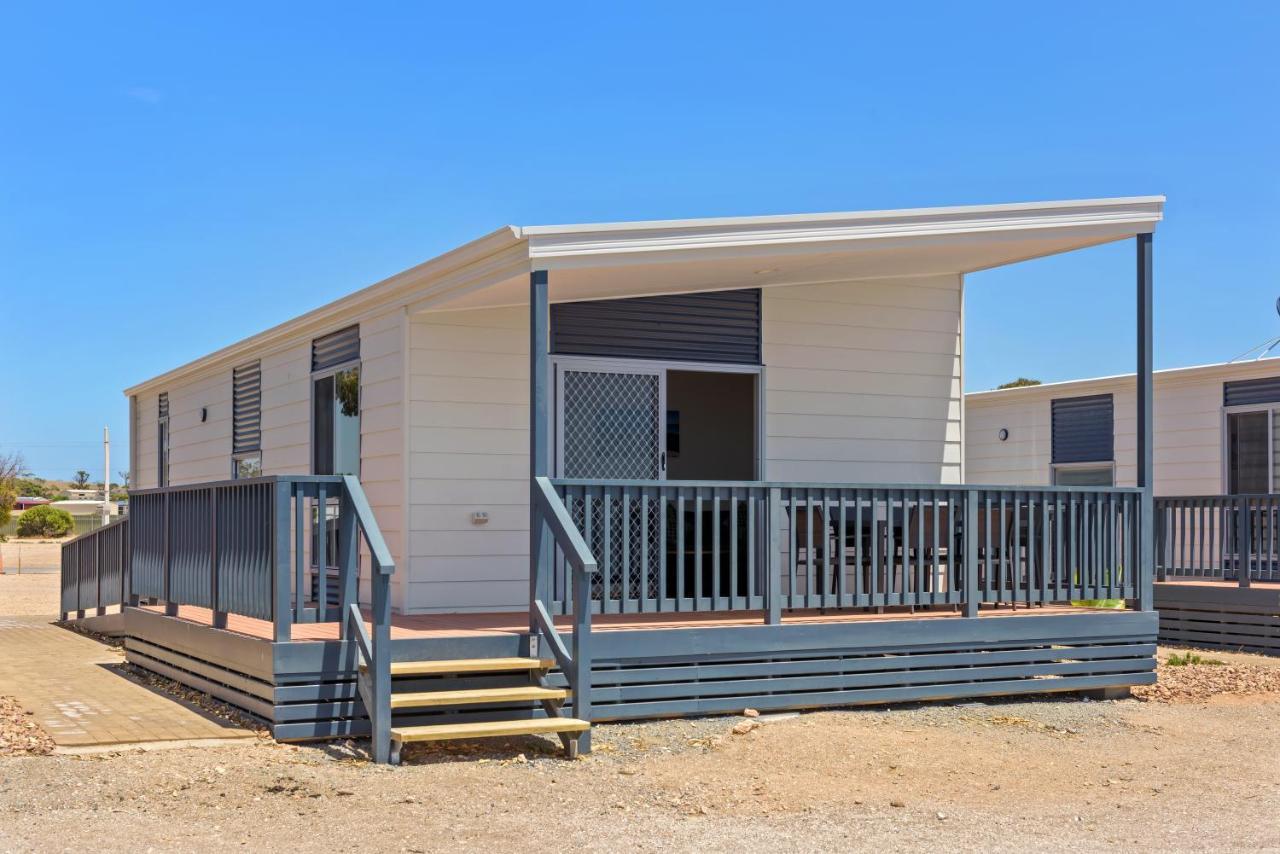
[1, 689, 1278, 852]
[0, 569, 66, 616]
[3, 574, 1279, 852]
[0, 537, 66, 575]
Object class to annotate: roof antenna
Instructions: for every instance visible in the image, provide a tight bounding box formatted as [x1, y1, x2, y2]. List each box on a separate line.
[1230, 297, 1280, 362]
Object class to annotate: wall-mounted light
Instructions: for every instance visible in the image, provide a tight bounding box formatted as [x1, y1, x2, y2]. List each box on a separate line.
[998, 428, 1009, 442]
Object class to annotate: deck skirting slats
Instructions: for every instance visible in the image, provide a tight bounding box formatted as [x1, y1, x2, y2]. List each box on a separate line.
[1154, 582, 1280, 656]
[117, 606, 1158, 740]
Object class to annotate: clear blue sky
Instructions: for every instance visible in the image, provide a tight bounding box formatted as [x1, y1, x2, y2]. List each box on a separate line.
[2, 3, 1277, 480]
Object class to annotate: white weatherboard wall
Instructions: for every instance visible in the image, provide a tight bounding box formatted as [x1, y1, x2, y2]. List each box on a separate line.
[128, 311, 408, 609]
[407, 306, 529, 613]
[965, 360, 1280, 495]
[405, 274, 963, 614]
[763, 275, 963, 484]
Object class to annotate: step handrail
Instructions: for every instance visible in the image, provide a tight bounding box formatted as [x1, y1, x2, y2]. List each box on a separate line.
[338, 474, 396, 764]
[530, 475, 597, 754]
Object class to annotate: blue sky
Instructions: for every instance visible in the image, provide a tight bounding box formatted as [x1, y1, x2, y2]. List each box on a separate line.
[2, 3, 1277, 480]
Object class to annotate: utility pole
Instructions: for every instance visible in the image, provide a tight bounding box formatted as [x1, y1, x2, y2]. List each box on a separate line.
[102, 426, 112, 525]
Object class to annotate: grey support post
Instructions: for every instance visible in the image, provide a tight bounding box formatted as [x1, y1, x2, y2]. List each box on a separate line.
[529, 270, 552, 638]
[1136, 233, 1155, 612]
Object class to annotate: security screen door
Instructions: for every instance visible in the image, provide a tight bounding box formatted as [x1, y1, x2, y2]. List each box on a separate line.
[555, 360, 666, 602]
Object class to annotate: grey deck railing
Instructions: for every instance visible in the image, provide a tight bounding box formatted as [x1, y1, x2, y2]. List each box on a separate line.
[60, 474, 398, 762]
[60, 515, 130, 617]
[542, 480, 1148, 620]
[530, 476, 597, 755]
[1156, 494, 1279, 585]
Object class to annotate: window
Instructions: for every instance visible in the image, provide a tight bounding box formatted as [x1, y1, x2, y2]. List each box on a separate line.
[311, 326, 361, 476]
[1223, 378, 1280, 494]
[232, 361, 262, 479]
[157, 392, 170, 487]
[1053, 463, 1115, 487]
[1051, 394, 1114, 487]
[1226, 408, 1276, 494]
[234, 456, 262, 479]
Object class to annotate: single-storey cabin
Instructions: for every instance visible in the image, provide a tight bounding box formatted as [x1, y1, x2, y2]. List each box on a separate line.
[967, 360, 1280, 654]
[63, 197, 1167, 762]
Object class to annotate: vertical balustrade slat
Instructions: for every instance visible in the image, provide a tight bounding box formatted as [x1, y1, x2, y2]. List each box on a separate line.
[767, 487, 781, 624]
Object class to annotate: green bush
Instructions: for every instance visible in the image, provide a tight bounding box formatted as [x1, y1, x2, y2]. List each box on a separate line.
[16, 505, 74, 538]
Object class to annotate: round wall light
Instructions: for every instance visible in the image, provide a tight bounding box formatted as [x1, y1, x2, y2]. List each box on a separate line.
[997, 428, 1009, 442]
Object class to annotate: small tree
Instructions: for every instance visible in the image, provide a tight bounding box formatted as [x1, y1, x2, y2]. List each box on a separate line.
[16, 505, 74, 538]
[118, 470, 131, 489]
[0, 452, 23, 540]
[997, 377, 1042, 389]
[73, 470, 91, 489]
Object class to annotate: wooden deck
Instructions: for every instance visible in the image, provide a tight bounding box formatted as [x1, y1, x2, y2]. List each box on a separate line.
[140, 602, 1114, 643]
[1154, 579, 1280, 655]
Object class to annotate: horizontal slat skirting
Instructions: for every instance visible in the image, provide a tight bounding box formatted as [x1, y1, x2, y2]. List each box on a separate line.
[588, 672, 1156, 722]
[125, 648, 275, 721]
[546, 642, 1158, 689]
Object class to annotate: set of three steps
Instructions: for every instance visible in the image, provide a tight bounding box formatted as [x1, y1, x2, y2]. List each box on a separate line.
[365, 657, 590, 764]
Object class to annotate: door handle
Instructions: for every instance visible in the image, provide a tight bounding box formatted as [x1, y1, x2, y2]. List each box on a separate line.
[660, 451, 667, 472]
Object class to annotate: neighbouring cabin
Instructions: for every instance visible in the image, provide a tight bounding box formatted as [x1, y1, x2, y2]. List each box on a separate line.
[65, 197, 1167, 762]
[966, 360, 1280, 654]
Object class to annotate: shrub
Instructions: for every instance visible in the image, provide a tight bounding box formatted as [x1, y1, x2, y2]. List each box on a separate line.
[16, 505, 74, 538]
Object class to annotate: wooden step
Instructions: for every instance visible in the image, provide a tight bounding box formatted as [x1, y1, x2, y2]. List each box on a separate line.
[391, 717, 590, 745]
[390, 686, 567, 710]
[363, 657, 554, 677]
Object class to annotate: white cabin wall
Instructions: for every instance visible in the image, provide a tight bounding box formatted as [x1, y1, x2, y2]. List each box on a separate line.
[965, 361, 1280, 495]
[258, 342, 312, 477]
[134, 391, 159, 489]
[407, 305, 529, 613]
[404, 275, 965, 614]
[762, 274, 964, 484]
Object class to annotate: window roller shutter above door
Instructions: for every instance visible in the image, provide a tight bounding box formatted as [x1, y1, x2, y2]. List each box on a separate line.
[1224, 376, 1280, 407]
[312, 325, 360, 371]
[1051, 394, 1114, 464]
[232, 362, 261, 454]
[551, 289, 761, 365]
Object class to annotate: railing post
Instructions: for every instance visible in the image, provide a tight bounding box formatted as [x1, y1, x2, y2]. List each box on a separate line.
[571, 565, 592, 754]
[163, 491, 177, 616]
[272, 480, 293, 642]
[95, 529, 105, 616]
[963, 489, 980, 618]
[766, 487, 782, 624]
[1237, 497, 1252, 589]
[211, 487, 227, 629]
[370, 567, 392, 764]
[338, 485, 358, 632]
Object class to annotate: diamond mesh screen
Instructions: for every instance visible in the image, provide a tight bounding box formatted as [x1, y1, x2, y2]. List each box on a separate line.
[561, 369, 662, 600]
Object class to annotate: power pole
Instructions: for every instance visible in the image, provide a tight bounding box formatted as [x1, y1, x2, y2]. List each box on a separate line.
[102, 426, 112, 525]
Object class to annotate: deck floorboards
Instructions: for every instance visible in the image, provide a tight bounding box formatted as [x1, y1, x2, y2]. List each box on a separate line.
[138, 602, 1122, 643]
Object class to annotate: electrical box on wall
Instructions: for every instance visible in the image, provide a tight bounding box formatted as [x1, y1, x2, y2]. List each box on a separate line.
[471, 511, 489, 525]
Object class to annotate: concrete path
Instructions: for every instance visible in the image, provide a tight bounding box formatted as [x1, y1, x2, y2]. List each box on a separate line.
[0, 615, 255, 750]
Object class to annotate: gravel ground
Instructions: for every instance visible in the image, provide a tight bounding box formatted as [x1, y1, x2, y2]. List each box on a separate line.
[2, 684, 1278, 852]
[0, 539, 67, 575]
[0, 571, 63, 616]
[0, 697, 53, 756]
[3, 572, 1278, 851]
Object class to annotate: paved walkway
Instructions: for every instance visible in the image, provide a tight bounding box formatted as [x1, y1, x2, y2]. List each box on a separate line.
[0, 616, 254, 749]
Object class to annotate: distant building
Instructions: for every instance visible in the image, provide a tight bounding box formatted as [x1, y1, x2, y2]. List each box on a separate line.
[14, 497, 51, 511]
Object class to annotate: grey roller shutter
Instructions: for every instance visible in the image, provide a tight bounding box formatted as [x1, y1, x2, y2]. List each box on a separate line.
[1224, 376, 1280, 407]
[311, 325, 360, 371]
[232, 361, 261, 454]
[551, 289, 762, 365]
[1051, 394, 1114, 464]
